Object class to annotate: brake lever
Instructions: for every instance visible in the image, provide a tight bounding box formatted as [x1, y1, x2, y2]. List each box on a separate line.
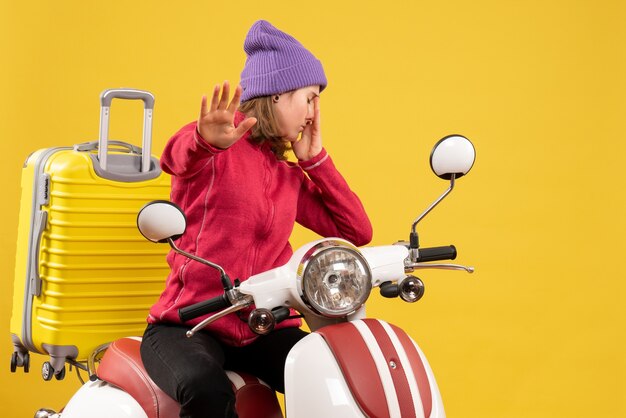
[405, 263, 475, 273]
[186, 296, 253, 338]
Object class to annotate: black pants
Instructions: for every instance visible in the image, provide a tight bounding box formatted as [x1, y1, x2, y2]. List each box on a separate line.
[140, 323, 308, 418]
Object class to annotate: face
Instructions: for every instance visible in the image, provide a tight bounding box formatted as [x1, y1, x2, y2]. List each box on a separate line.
[273, 85, 320, 142]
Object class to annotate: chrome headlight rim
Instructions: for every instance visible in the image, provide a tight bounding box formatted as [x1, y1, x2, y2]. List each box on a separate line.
[297, 239, 372, 318]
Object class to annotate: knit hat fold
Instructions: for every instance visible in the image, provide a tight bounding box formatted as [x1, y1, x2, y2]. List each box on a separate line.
[240, 20, 327, 102]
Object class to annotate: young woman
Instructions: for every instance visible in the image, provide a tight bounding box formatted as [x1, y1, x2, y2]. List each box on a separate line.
[140, 20, 372, 418]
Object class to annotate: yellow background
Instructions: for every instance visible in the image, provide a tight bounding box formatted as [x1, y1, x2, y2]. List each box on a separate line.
[1, 0, 625, 416]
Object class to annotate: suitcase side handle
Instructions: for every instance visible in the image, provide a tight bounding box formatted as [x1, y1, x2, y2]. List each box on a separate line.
[98, 88, 155, 174]
[29, 210, 47, 297]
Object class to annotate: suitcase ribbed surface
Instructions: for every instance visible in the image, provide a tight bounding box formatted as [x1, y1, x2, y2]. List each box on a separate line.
[11, 148, 171, 361]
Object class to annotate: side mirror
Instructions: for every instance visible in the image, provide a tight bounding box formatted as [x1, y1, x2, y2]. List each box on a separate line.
[409, 135, 476, 257]
[430, 134, 476, 180]
[137, 200, 186, 243]
[137, 200, 233, 290]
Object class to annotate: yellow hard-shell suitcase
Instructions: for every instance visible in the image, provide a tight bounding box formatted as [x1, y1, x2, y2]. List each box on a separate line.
[10, 89, 171, 379]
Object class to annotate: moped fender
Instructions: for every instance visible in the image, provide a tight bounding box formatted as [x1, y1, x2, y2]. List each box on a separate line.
[285, 332, 365, 418]
[59, 379, 148, 418]
[285, 319, 445, 418]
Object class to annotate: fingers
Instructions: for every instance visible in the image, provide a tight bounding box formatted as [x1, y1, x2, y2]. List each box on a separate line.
[308, 96, 322, 155]
[217, 81, 230, 110]
[227, 85, 243, 113]
[208, 82, 228, 113]
[206, 81, 243, 114]
[209, 84, 220, 112]
[313, 96, 321, 130]
[200, 95, 208, 118]
[233, 116, 257, 139]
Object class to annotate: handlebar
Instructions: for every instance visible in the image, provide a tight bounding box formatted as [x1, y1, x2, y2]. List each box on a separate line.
[415, 245, 457, 262]
[179, 294, 232, 322]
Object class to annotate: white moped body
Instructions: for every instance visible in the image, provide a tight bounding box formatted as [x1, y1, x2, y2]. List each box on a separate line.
[53, 242, 450, 418]
[57, 319, 444, 418]
[56, 245, 446, 418]
[61, 381, 148, 418]
[32, 134, 475, 418]
[285, 321, 445, 418]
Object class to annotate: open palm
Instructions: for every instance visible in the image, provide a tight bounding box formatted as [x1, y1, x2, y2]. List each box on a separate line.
[197, 82, 256, 149]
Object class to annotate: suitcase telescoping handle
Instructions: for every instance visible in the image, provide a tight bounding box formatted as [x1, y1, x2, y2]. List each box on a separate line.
[98, 88, 155, 173]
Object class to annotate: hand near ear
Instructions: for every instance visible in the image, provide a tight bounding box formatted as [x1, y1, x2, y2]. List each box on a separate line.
[293, 96, 322, 161]
[197, 81, 257, 149]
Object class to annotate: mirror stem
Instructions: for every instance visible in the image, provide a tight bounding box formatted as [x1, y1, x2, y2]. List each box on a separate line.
[167, 238, 233, 290]
[411, 174, 456, 235]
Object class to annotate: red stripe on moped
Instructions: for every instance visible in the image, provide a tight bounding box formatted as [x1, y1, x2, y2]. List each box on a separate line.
[389, 323, 432, 417]
[364, 319, 418, 418]
[317, 322, 391, 418]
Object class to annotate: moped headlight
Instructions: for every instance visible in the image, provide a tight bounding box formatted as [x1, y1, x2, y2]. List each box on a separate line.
[298, 241, 372, 317]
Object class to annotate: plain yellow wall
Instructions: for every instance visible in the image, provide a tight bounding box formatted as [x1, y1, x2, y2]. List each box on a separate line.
[1, 0, 625, 416]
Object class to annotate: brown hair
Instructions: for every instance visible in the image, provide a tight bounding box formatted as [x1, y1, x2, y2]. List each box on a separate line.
[239, 96, 290, 160]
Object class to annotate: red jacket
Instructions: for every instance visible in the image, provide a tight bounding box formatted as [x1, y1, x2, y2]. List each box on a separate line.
[148, 112, 372, 346]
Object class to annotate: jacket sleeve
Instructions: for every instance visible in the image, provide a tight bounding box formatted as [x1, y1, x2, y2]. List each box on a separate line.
[296, 149, 373, 247]
[160, 121, 226, 178]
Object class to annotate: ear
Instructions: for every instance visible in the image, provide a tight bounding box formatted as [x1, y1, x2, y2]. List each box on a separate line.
[272, 94, 281, 103]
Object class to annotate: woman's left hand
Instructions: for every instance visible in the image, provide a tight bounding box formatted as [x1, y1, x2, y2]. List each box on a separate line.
[293, 96, 322, 161]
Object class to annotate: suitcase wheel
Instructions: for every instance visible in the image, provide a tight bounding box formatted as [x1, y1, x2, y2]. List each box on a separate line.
[10, 351, 30, 373]
[54, 365, 66, 381]
[42, 361, 66, 381]
[41, 362, 54, 381]
[10, 352, 17, 373]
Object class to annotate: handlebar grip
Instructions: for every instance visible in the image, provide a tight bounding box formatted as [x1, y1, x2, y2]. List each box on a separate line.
[416, 245, 457, 262]
[179, 295, 231, 322]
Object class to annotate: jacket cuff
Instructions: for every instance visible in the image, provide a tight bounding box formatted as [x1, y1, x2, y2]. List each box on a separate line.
[194, 127, 227, 154]
[298, 148, 329, 171]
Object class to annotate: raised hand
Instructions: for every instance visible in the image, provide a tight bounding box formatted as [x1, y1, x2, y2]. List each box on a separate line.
[197, 81, 257, 149]
[293, 96, 322, 161]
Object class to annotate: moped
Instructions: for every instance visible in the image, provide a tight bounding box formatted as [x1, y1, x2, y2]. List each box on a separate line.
[34, 134, 476, 418]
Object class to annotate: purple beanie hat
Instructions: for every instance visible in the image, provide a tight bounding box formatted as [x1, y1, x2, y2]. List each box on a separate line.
[240, 20, 327, 102]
